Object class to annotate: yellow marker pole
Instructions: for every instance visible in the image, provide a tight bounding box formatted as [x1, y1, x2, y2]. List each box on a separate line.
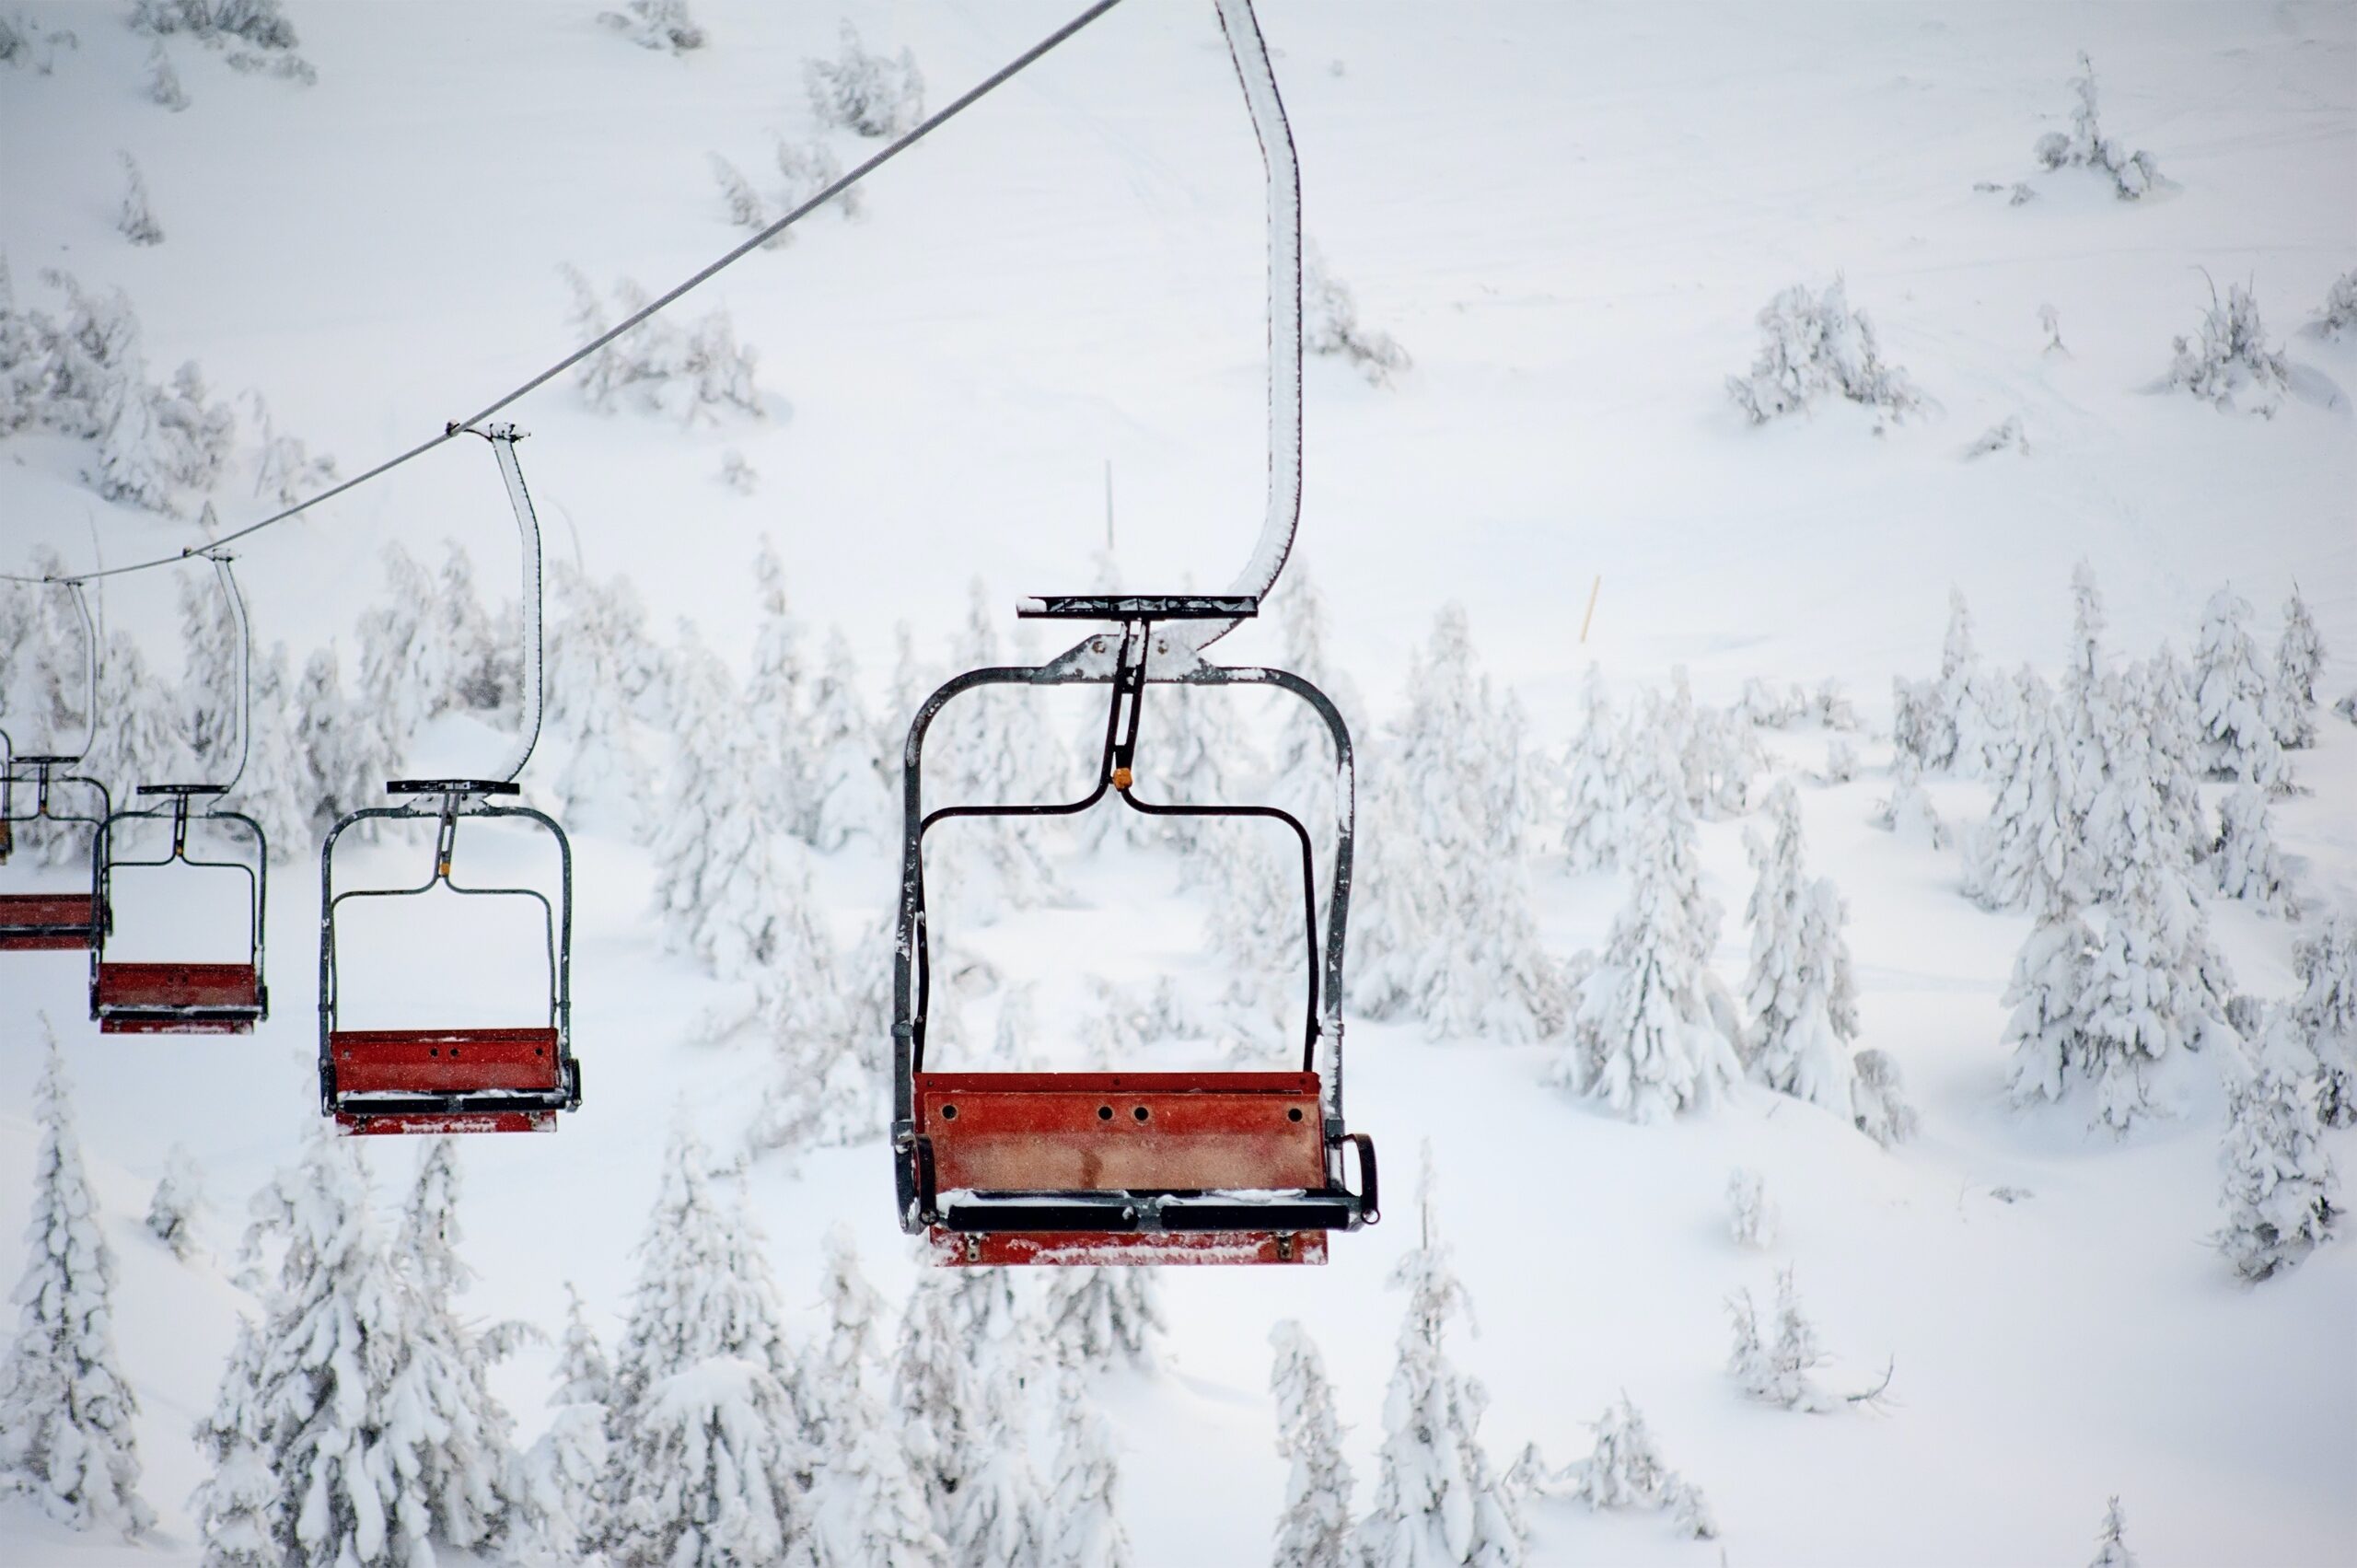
[1578, 575, 1602, 645]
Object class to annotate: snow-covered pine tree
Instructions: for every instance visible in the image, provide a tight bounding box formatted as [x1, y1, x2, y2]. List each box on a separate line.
[926, 582, 1062, 921]
[1269, 1319, 1353, 1568]
[0, 1028, 152, 1536]
[2165, 281, 2290, 414]
[1045, 1369, 1130, 1568]
[1727, 1167, 1777, 1249]
[545, 559, 656, 833]
[1385, 604, 1563, 1040]
[2032, 52, 2162, 199]
[948, 1361, 1049, 1567]
[1725, 277, 1921, 427]
[1562, 1394, 1711, 1537]
[1558, 737, 1741, 1121]
[802, 626, 888, 850]
[2003, 904, 2097, 1109]
[145, 1144, 203, 1261]
[2293, 914, 2355, 1127]
[745, 540, 815, 830]
[1359, 1149, 1521, 1568]
[85, 630, 194, 836]
[805, 20, 923, 137]
[1303, 243, 1410, 386]
[1344, 769, 1434, 1022]
[889, 1271, 982, 1542]
[2212, 784, 2293, 915]
[224, 640, 308, 861]
[1037, 1266, 1166, 1372]
[709, 153, 767, 234]
[1560, 662, 1624, 872]
[388, 1142, 527, 1557]
[2138, 644, 2210, 865]
[145, 44, 188, 109]
[1868, 750, 1949, 850]
[2088, 1495, 2138, 1568]
[806, 1230, 946, 1568]
[520, 1283, 611, 1562]
[2194, 587, 2293, 795]
[1963, 669, 2081, 914]
[1725, 1269, 1837, 1413]
[87, 319, 177, 513]
[1932, 588, 1990, 772]
[213, 1128, 421, 1564]
[2076, 789, 2237, 1133]
[653, 624, 819, 979]
[294, 645, 398, 836]
[1265, 562, 1362, 867]
[178, 567, 238, 768]
[2273, 587, 2326, 749]
[2215, 1009, 2340, 1283]
[354, 541, 439, 758]
[598, 0, 703, 52]
[117, 152, 163, 245]
[775, 134, 860, 221]
[606, 1123, 814, 1566]
[189, 1313, 276, 1568]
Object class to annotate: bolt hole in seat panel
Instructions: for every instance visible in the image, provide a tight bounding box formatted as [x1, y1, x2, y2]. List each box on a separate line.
[94, 961, 262, 1033]
[0, 892, 99, 949]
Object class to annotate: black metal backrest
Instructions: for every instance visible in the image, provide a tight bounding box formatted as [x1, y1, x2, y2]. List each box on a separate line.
[318, 784, 572, 1052]
[888, 615, 1356, 1223]
[91, 785, 267, 978]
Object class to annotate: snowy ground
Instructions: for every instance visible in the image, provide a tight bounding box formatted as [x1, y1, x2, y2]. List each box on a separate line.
[3, 2, 2355, 1564]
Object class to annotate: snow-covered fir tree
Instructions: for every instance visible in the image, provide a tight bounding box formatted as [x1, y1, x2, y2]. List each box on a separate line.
[599, 0, 703, 52]
[1046, 1369, 1130, 1568]
[1726, 1269, 1837, 1413]
[774, 134, 861, 221]
[2165, 281, 2290, 414]
[1375, 603, 1563, 1040]
[1262, 563, 1358, 865]
[948, 1361, 1049, 1568]
[1304, 242, 1410, 386]
[145, 1144, 203, 1262]
[1964, 669, 2081, 914]
[805, 19, 923, 137]
[709, 153, 767, 234]
[606, 1123, 816, 1566]
[2215, 1010, 2340, 1283]
[2138, 644, 2210, 865]
[1560, 662, 1625, 872]
[1037, 1266, 1165, 1372]
[1727, 1167, 1777, 1249]
[86, 631, 195, 842]
[1359, 1149, 1521, 1568]
[2273, 587, 2326, 749]
[2076, 804, 2237, 1133]
[2032, 52, 2162, 198]
[2193, 586, 2293, 794]
[2089, 1495, 2138, 1568]
[806, 1231, 946, 1568]
[654, 625, 828, 979]
[178, 562, 238, 768]
[294, 644, 399, 836]
[2293, 914, 2356, 1127]
[1933, 587, 1991, 772]
[1725, 277, 1921, 427]
[2003, 903, 2097, 1109]
[2212, 783, 2293, 915]
[889, 1271, 983, 1543]
[802, 626, 888, 850]
[520, 1283, 611, 1562]
[1558, 737, 1742, 1121]
[925, 581, 1062, 921]
[198, 1129, 421, 1564]
[230, 641, 312, 860]
[745, 540, 815, 830]
[545, 559, 656, 832]
[0, 1029, 152, 1536]
[1869, 750, 1948, 850]
[388, 1142, 528, 1557]
[1562, 1395, 1713, 1539]
[145, 44, 187, 109]
[117, 152, 163, 245]
[2315, 267, 2357, 339]
[1269, 1319, 1353, 1568]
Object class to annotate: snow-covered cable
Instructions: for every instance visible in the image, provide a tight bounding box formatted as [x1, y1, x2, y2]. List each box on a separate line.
[208, 554, 251, 795]
[482, 429, 546, 784]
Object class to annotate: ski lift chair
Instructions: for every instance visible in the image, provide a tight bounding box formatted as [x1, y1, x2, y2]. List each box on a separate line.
[319, 780, 578, 1134]
[88, 784, 267, 1033]
[894, 598, 1378, 1267]
[0, 747, 110, 951]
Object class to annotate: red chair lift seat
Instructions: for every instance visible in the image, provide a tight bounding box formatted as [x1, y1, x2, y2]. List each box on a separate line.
[92, 960, 263, 1034]
[329, 1027, 567, 1135]
[916, 1071, 1365, 1266]
[0, 891, 100, 951]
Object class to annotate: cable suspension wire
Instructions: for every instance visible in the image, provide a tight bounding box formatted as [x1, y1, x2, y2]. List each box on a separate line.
[0, 0, 1128, 590]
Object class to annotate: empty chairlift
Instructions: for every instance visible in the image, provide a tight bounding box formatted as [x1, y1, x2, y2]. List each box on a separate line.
[317, 424, 580, 1134]
[1, 583, 110, 953]
[89, 556, 268, 1034]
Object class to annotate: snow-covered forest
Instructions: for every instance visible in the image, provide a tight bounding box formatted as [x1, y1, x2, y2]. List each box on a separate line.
[2, 3, 2352, 1564]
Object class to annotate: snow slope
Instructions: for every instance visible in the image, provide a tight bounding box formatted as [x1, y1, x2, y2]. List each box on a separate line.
[3, 2, 2354, 1564]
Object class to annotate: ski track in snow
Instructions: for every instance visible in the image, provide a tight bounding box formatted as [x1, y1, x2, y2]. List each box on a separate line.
[3, 3, 2354, 1564]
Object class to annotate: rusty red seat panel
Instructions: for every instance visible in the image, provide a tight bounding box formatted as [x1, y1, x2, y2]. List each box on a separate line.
[0, 892, 99, 950]
[917, 1071, 1327, 1194]
[330, 1028, 564, 1096]
[96, 961, 261, 1016]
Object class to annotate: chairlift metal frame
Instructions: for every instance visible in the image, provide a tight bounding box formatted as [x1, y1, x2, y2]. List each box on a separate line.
[0, 582, 111, 952]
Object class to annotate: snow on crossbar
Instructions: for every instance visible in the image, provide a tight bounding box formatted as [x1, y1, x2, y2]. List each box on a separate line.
[928, 1227, 1328, 1267]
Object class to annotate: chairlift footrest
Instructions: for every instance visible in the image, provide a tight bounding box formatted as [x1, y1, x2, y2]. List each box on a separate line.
[1015, 594, 1260, 621]
[385, 778, 521, 796]
[337, 1109, 557, 1136]
[926, 1225, 1327, 1267]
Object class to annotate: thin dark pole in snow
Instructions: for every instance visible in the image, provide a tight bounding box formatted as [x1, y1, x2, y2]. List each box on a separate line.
[1, 0, 1131, 589]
